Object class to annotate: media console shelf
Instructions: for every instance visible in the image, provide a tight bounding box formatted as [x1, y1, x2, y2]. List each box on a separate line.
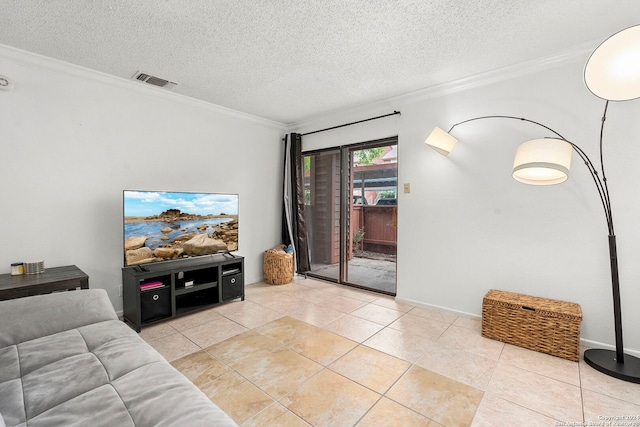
[122, 254, 244, 332]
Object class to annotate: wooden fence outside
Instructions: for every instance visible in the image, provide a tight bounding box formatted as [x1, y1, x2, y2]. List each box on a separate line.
[350, 205, 397, 255]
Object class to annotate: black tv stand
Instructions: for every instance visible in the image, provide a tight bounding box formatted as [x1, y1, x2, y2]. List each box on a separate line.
[122, 254, 244, 332]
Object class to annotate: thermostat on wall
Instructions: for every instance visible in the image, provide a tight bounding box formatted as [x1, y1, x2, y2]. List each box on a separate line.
[0, 75, 13, 91]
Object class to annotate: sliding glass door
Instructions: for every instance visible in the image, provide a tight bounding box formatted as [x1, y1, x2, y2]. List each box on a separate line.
[347, 144, 397, 293]
[303, 138, 397, 295]
[304, 149, 341, 281]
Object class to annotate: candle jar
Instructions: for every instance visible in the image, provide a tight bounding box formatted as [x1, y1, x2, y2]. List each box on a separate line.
[11, 263, 24, 276]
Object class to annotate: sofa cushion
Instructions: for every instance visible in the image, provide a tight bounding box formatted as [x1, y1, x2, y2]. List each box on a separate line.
[0, 347, 18, 383]
[113, 362, 233, 427]
[0, 290, 118, 348]
[24, 352, 110, 420]
[28, 385, 134, 427]
[81, 321, 165, 381]
[0, 378, 22, 426]
[0, 302, 236, 426]
[19, 329, 89, 375]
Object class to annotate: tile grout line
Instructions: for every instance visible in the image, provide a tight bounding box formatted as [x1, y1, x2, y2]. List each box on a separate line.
[163, 279, 632, 425]
[578, 356, 586, 424]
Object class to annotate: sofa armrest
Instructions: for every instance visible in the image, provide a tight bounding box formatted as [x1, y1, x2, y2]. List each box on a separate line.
[0, 289, 118, 347]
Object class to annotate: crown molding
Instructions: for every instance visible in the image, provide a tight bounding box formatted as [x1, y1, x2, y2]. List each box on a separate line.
[1, 38, 599, 134]
[0, 43, 287, 130]
[287, 40, 599, 132]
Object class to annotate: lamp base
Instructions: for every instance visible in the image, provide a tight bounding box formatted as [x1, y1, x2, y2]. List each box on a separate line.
[584, 348, 640, 384]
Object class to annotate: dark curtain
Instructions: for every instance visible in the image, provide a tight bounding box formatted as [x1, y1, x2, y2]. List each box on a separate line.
[282, 133, 310, 273]
[281, 134, 292, 246]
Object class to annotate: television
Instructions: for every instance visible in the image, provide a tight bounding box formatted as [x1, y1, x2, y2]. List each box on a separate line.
[123, 190, 239, 266]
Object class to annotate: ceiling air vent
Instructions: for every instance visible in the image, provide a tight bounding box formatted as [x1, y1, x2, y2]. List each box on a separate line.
[132, 71, 178, 90]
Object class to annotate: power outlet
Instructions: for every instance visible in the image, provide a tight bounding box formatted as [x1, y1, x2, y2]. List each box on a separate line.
[403, 183, 411, 193]
[118, 285, 122, 296]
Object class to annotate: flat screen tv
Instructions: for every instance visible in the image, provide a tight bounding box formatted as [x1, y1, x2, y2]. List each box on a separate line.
[123, 190, 238, 266]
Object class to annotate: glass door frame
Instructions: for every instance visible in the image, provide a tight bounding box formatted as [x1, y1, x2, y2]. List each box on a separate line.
[303, 136, 398, 295]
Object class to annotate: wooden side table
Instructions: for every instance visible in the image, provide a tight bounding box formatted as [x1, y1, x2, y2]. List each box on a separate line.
[0, 265, 89, 301]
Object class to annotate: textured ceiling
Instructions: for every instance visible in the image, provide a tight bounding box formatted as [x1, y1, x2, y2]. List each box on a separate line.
[1, 1, 638, 124]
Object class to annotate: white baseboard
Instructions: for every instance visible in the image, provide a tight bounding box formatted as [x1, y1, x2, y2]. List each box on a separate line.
[580, 338, 640, 358]
[395, 296, 640, 357]
[395, 296, 481, 320]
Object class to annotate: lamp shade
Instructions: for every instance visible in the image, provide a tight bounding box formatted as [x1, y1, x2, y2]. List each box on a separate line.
[425, 127, 457, 156]
[512, 138, 573, 185]
[584, 24, 640, 101]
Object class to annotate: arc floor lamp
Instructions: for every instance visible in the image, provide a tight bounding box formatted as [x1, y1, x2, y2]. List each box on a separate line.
[425, 25, 640, 383]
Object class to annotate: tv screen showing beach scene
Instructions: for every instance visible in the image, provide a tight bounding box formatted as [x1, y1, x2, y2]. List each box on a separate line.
[123, 190, 238, 266]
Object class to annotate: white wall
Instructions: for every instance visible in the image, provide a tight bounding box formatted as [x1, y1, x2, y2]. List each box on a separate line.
[293, 52, 640, 353]
[0, 45, 285, 313]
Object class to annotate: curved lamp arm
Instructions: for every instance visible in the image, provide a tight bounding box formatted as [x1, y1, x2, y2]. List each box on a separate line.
[447, 115, 568, 139]
[426, 105, 614, 235]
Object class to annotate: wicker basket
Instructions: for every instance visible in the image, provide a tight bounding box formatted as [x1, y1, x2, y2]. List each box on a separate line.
[482, 289, 582, 361]
[263, 245, 294, 285]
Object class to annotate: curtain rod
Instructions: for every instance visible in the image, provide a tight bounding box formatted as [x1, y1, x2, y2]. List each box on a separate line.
[301, 110, 401, 136]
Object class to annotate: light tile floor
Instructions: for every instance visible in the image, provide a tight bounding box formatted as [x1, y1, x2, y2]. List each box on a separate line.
[139, 277, 640, 427]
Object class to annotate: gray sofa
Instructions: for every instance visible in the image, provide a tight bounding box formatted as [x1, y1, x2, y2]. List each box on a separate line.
[0, 289, 237, 427]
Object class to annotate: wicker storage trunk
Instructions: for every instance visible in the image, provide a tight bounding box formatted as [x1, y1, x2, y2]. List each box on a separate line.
[263, 245, 294, 285]
[482, 289, 582, 361]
